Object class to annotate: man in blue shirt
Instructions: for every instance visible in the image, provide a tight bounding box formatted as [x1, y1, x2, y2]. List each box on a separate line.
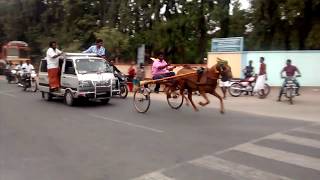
[83, 39, 106, 58]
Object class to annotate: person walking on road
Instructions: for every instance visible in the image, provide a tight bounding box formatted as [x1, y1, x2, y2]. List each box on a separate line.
[218, 59, 232, 99]
[254, 57, 267, 98]
[127, 62, 136, 92]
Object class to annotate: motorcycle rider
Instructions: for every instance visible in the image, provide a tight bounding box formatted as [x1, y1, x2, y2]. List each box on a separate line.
[278, 59, 301, 101]
[5, 61, 14, 70]
[15, 61, 24, 71]
[21, 60, 34, 73]
[15, 61, 24, 85]
[5, 61, 15, 81]
[20, 60, 35, 86]
[243, 60, 254, 79]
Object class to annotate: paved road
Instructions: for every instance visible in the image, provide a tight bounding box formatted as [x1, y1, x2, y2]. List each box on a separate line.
[0, 79, 319, 180]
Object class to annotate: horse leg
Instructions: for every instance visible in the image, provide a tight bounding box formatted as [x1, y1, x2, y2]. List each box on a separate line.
[180, 88, 189, 106]
[198, 91, 210, 106]
[188, 90, 199, 111]
[210, 90, 225, 114]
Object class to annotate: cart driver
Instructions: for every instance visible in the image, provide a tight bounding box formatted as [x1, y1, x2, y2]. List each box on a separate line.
[151, 52, 175, 93]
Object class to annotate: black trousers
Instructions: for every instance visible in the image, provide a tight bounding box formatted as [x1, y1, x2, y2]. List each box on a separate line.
[152, 72, 175, 92]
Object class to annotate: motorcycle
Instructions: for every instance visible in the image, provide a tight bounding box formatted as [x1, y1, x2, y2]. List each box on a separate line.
[113, 70, 128, 99]
[6, 68, 18, 84]
[228, 75, 271, 98]
[21, 69, 38, 92]
[280, 75, 300, 104]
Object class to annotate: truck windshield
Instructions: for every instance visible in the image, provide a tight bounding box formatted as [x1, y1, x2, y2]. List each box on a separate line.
[76, 59, 112, 74]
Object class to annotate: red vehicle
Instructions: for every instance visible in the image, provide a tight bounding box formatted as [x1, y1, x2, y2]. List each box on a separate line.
[0, 41, 31, 74]
[1, 41, 31, 63]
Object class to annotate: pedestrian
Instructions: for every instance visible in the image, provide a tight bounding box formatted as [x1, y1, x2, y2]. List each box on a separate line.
[127, 62, 136, 92]
[253, 57, 267, 98]
[134, 63, 145, 90]
[46, 41, 63, 92]
[218, 58, 232, 99]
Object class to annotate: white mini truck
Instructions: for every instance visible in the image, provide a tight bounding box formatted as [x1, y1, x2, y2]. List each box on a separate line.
[38, 53, 120, 106]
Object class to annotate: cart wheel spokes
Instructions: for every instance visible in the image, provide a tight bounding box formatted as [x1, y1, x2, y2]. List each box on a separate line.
[167, 88, 184, 109]
[133, 87, 151, 113]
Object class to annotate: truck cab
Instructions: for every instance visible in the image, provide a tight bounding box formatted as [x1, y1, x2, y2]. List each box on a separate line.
[38, 53, 119, 106]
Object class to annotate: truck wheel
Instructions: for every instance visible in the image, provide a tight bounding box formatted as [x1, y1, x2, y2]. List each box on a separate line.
[64, 90, 75, 106]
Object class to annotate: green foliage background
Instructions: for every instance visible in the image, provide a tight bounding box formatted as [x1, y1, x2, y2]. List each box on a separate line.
[0, 0, 319, 63]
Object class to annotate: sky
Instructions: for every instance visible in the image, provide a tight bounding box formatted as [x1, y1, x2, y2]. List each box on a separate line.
[239, 0, 250, 9]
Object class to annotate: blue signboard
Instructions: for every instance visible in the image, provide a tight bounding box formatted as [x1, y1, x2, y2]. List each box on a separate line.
[211, 37, 244, 52]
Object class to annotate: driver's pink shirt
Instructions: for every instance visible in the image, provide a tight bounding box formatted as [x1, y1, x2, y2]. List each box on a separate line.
[152, 60, 169, 76]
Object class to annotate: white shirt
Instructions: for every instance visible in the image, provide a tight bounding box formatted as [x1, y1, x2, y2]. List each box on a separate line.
[15, 64, 22, 70]
[46, 47, 62, 69]
[21, 63, 35, 73]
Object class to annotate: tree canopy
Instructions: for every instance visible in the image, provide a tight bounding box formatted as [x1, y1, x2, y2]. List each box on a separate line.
[0, 0, 319, 63]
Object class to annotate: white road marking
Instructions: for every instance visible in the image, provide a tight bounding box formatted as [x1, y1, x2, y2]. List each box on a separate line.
[233, 143, 320, 171]
[294, 128, 320, 135]
[266, 133, 320, 149]
[133, 172, 175, 180]
[89, 114, 164, 133]
[130, 124, 320, 180]
[190, 155, 292, 180]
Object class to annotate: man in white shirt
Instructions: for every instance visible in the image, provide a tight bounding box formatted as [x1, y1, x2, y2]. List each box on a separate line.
[21, 60, 34, 73]
[46, 41, 63, 91]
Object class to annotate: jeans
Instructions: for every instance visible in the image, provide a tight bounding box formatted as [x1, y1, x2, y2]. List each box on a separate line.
[152, 72, 175, 92]
[279, 78, 300, 99]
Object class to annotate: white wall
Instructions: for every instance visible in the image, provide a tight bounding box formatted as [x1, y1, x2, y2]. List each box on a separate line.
[242, 51, 320, 86]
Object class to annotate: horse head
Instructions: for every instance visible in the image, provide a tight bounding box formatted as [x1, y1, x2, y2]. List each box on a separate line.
[208, 61, 232, 80]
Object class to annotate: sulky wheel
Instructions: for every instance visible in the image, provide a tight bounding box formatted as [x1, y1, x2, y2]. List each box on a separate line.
[166, 88, 184, 109]
[133, 87, 151, 113]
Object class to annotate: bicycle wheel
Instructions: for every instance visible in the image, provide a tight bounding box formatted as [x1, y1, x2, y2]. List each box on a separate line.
[133, 87, 151, 113]
[167, 88, 184, 109]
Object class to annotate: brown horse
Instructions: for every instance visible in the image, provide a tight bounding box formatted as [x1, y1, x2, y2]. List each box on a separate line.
[176, 63, 232, 113]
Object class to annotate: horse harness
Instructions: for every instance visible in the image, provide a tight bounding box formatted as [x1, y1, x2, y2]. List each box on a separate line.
[185, 67, 219, 87]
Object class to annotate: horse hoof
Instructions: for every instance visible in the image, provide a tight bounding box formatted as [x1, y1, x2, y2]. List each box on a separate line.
[220, 110, 225, 114]
[194, 108, 199, 112]
[199, 102, 205, 106]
